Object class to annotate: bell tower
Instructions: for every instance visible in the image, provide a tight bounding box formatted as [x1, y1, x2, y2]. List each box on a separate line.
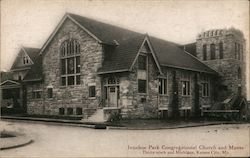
[196, 28, 246, 98]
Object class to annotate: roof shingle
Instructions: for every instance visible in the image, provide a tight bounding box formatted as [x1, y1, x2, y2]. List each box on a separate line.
[68, 13, 216, 74]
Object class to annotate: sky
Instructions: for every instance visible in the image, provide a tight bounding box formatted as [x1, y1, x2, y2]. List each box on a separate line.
[0, 0, 249, 99]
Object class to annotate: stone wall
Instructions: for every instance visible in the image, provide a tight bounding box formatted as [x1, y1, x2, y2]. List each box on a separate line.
[26, 82, 44, 115]
[27, 18, 103, 116]
[196, 28, 246, 98]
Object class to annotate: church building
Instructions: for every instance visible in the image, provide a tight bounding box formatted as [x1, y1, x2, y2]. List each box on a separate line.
[0, 13, 247, 121]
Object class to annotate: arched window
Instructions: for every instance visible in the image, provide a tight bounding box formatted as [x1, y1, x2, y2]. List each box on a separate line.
[203, 44, 207, 61]
[237, 67, 241, 80]
[219, 42, 223, 59]
[210, 44, 215, 60]
[60, 39, 81, 86]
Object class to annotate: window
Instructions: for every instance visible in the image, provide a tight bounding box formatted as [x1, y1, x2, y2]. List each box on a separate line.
[60, 39, 81, 86]
[238, 67, 241, 80]
[181, 73, 190, 96]
[89, 86, 96, 97]
[76, 108, 82, 115]
[138, 55, 147, 70]
[235, 43, 238, 59]
[23, 56, 29, 64]
[32, 91, 42, 99]
[240, 45, 243, 61]
[238, 44, 241, 60]
[203, 45, 207, 61]
[159, 78, 167, 95]
[219, 42, 223, 59]
[59, 108, 65, 115]
[201, 76, 210, 97]
[138, 79, 147, 93]
[67, 108, 73, 115]
[48, 88, 53, 98]
[210, 44, 215, 60]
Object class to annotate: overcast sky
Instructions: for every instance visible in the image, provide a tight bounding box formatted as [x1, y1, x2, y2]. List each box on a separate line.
[1, 0, 249, 99]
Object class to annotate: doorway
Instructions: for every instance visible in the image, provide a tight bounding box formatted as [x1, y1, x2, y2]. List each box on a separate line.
[105, 86, 119, 107]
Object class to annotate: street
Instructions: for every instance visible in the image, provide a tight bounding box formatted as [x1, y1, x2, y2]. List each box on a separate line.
[1, 120, 250, 157]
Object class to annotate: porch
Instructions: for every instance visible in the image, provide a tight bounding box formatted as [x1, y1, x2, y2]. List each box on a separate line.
[0, 80, 26, 115]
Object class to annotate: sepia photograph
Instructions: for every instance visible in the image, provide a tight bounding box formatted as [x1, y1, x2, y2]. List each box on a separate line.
[0, 0, 250, 157]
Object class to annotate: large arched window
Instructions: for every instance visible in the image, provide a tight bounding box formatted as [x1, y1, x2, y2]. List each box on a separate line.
[60, 39, 81, 86]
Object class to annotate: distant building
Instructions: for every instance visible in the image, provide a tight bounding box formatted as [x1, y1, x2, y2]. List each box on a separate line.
[0, 13, 247, 121]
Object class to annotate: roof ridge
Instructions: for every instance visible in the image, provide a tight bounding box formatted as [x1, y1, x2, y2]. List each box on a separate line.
[68, 13, 143, 36]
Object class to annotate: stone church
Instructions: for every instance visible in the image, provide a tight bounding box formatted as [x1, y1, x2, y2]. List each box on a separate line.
[0, 13, 247, 121]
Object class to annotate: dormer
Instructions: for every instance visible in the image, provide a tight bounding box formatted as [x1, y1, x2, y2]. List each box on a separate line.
[10, 47, 40, 80]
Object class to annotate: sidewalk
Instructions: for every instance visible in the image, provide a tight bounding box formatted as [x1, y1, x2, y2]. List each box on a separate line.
[1, 115, 246, 130]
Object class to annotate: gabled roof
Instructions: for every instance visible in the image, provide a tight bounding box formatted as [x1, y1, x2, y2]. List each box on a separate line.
[98, 34, 145, 74]
[11, 47, 40, 70]
[0, 80, 21, 89]
[23, 54, 43, 82]
[68, 13, 143, 45]
[39, 13, 217, 75]
[149, 38, 216, 74]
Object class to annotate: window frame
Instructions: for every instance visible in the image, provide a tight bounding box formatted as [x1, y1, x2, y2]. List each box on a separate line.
[60, 39, 81, 86]
[201, 75, 210, 97]
[219, 42, 223, 59]
[47, 88, 53, 99]
[210, 43, 216, 60]
[67, 107, 73, 115]
[181, 73, 191, 96]
[89, 86, 96, 98]
[202, 44, 207, 61]
[158, 77, 168, 95]
[138, 54, 147, 70]
[138, 79, 147, 94]
[32, 90, 42, 99]
[59, 108, 65, 115]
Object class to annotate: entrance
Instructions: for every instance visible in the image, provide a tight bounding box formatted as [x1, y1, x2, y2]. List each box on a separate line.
[103, 76, 120, 108]
[108, 86, 118, 107]
[107, 86, 119, 107]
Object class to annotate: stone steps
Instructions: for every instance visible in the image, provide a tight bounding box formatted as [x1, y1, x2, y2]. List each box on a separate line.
[81, 109, 107, 122]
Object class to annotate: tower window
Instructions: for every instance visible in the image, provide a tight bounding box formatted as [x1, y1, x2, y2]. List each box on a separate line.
[240, 45, 243, 61]
[238, 44, 241, 60]
[219, 42, 223, 59]
[210, 44, 215, 60]
[238, 67, 241, 80]
[235, 43, 238, 59]
[203, 44, 207, 61]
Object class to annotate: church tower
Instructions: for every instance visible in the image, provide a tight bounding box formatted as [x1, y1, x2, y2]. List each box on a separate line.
[196, 28, 246, 98]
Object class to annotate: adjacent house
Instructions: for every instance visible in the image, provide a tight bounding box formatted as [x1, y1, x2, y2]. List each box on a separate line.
[0, 13, 247, 121]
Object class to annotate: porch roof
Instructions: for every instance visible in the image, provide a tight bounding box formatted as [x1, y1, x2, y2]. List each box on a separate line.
[0, 80, 21, 89]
